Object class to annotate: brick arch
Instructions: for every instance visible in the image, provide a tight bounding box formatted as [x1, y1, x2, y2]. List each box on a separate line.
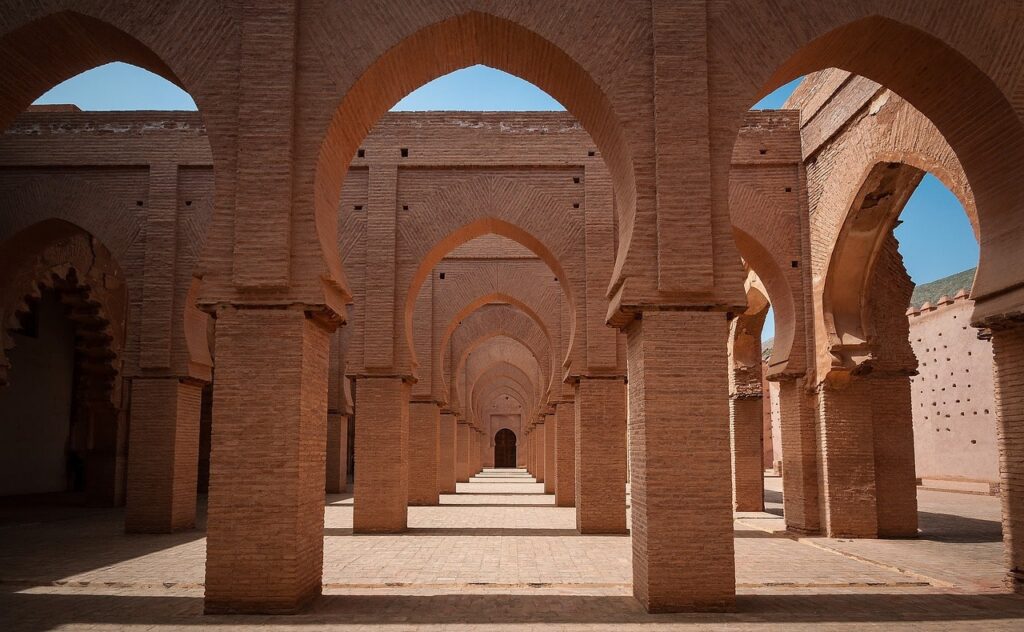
[713, 8, 1024, 318]
[312, 10, 636, 307]
[820, 159, 966, 374]
[470, 362, 538, 424]
[475, 383, 531, 429]
[443, 297, 553, 389]
[460, 339, 543, 415]
[730, 184, 802, 378]
[0, 170, 213, 381]
[728, 283, 770, 396]
[0, 220, 127, 405]
[400, 176, 582, 375]
[447, 305, 552, 410]
[479, 385, 529, 430]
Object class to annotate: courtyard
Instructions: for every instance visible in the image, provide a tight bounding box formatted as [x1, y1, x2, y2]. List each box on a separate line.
[2, 471, 1022, 630]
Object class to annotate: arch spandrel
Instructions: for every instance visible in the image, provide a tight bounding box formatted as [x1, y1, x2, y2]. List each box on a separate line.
[308, 8, 644, 310]
[710, 8, 1024, 325]
[398, 177, 583, 379]
[0, 220, 127, 396]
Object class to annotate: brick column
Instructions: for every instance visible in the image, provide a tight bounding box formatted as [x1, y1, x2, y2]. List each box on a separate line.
[204, 308, 329, 613]
[534, 420, 546, 483]
[992, 324, 1024, 591]
[777, 378, 821, 534]
[871, 374, 918, 537]
[438, 411, 457, 494]
[817, 380, 878, 537]
[325, 412, 349, 493]
[729, 395, 764, 512]
[544, 415, 556, 493]
[626, 311, 734, 612]
[554, 401, 576, 507]
[576, 377, 627, 533]
[352, 377, 409, 532]
[473, 429, 482, 475]
[125, 377, 201, 533]
[408, 402, 440, 505]
[456, 421, 470, 482]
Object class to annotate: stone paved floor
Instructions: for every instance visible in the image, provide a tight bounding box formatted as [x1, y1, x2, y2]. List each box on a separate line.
[2, 470, 1023, 630]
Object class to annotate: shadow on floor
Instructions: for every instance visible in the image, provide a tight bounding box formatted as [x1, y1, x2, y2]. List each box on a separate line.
[0, 498, 206, 585]
[917, 511, 1003, 543]
[4, 589, 1024, 629]
[323, 527, 593, 537]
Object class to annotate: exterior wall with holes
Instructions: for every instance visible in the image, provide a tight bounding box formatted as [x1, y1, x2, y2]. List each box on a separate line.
[909, 295, 998, 483]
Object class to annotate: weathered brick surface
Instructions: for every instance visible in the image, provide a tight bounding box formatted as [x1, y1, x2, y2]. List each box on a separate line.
[543, 416, 556, 494]
[456, 421, 471, 483]
[992, 324, 1024, 591]
[437, 412, 457, 493]
[554, 401, 576, 507]
[353, 377, 410, 533]
[204, 308, 329, 614]
[325, 413, 349, 494]
[627, 311, 734, 611]
[730, 396, 765, 512]
[777, 378, 821, 534]
[125, 378, 200, 532]
[575, 377, 627, 532]
[407, 402, 440, 505]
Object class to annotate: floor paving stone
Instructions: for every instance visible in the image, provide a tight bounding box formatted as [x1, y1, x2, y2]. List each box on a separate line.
[1, 469, 1022, 630]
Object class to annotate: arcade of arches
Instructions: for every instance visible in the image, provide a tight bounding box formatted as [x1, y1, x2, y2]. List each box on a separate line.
[3, 2, 1024, 628]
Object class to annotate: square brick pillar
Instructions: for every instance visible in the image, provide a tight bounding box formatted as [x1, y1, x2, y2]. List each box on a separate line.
[554, 401, 576, 507]
[325, 412, 349, 494]
[729, 395, 765, 512]
[626, 311, 735, 612]
[992, 325, 1024, 591]
[871, 375, 918, 537]
[576, 377, 627, 532]
[456, 421, 470, 482]
[534, 420, 546, 483]
[438, 412, 457, 493]
[817, 380, 878, 538]
[353, 377, 410, 532]
[204, 309, 329, 614]
[473, 430, 482, 475]
[126, 377, 202, 533]
[544, 416, 556, 494]
[408, 402, 440, 505]
[777, 378, 821, 534]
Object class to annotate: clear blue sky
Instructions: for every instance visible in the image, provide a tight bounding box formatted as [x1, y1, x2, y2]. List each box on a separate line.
[34, 63, 977, 343]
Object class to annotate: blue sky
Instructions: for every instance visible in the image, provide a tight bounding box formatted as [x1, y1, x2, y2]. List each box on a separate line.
[34, 63, 978, 342]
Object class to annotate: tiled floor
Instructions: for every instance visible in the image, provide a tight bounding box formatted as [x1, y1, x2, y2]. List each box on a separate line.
[2, 470, 1023, 630]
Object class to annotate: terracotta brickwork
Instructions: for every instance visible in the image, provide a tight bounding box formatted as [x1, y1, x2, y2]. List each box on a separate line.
[4, 1, 1024, 616]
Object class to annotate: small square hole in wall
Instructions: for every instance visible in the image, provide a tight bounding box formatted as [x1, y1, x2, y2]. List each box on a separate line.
[400, 148, 409, 158]
[185, 200, 193, 206]
[439, 272, 446, 280]
[791, 260, 799, 268]
[573, 176, 580, 184]
[588, 150, 596, 157]
[759, 148, 768, 155]
[573, 203, 580, 209]
[785, 187, 792, 193]
[357, 148, 365, 158]
[136, 200, 144, 206]
[403, 205, 409, 211]
[354, 205, 363, 211]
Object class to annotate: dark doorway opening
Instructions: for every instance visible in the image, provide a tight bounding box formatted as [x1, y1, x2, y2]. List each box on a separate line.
[494, 428, 517, 468]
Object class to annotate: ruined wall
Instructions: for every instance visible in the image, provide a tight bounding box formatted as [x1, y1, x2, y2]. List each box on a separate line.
[909, 295, 998, 484]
